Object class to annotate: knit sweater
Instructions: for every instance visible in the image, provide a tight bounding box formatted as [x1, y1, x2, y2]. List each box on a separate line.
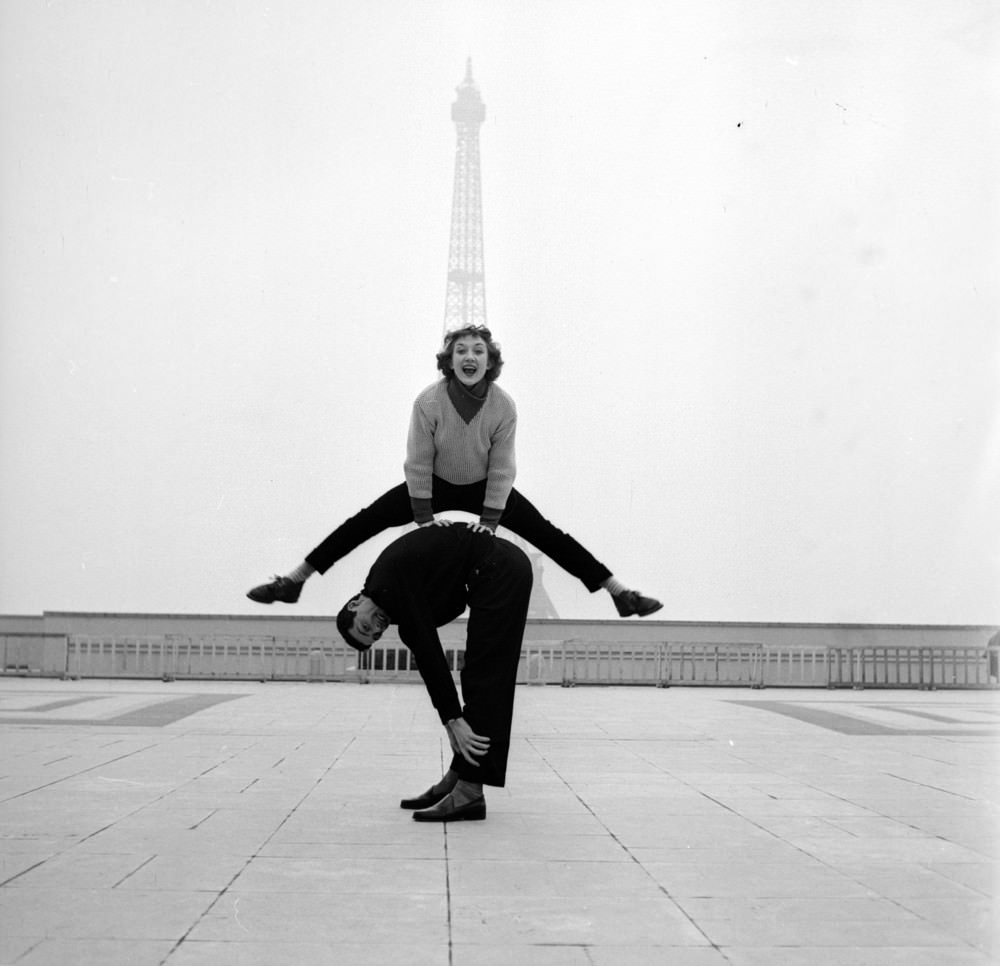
[404, 379, 517, 516]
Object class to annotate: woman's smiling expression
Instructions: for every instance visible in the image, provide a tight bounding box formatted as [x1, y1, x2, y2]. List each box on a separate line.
[450, 335, 492, 387]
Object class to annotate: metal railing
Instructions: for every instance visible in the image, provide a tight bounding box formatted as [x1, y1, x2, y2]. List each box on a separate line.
[64, 635, 361, 682]
[759, 646, 831, 687]
[826, 645, 996, 690]
[551, 641, 766, 687]
[1, 633, 68, 675]
[2, 634, 996, 690]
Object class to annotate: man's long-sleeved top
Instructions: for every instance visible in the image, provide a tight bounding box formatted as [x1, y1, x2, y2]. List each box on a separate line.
[362, 525, 495, 724]
[403, 379, 517, 518]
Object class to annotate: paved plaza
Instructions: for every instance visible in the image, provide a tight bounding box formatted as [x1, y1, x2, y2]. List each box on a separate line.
[0, 677, 997, 965]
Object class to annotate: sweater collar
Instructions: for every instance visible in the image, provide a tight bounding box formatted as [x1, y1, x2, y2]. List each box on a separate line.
[446, 377, 489, 424]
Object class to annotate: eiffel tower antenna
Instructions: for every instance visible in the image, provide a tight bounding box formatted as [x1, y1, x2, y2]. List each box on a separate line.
[441, 61, 560, 619]
[443, 58, 487, 334]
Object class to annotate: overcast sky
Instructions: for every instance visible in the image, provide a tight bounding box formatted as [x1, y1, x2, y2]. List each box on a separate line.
[1, 0, 997, 625]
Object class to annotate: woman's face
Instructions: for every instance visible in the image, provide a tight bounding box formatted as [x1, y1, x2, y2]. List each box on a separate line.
[450, 334, 491, 387]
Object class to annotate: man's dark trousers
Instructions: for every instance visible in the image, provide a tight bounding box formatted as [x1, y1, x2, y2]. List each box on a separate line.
[452, 537, 532, 788]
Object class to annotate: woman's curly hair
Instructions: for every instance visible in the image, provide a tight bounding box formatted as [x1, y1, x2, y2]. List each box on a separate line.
[435, 325, 504, 382]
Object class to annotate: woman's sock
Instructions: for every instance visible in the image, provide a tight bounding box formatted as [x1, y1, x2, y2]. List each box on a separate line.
[286, 562, 316, 583]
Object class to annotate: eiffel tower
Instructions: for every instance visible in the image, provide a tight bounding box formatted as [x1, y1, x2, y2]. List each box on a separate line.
[442, 60, 559, 619]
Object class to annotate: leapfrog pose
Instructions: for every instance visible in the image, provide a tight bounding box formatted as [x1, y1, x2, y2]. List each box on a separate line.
[248, 325, 662, 618]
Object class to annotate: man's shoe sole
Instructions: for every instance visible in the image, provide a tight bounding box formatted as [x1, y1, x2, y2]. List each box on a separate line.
[412, 799, 486, 822]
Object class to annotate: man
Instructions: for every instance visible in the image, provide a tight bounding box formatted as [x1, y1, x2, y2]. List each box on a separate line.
[336, 520, 532, 822]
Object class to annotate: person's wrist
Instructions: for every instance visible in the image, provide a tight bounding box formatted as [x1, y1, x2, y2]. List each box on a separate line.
[480, 506, 503, 530]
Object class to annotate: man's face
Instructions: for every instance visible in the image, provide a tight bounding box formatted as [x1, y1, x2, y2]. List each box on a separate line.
[347, 595, 390, 647]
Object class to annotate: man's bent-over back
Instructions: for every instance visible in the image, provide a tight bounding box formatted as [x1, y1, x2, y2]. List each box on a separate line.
[336, 522, 532, 821]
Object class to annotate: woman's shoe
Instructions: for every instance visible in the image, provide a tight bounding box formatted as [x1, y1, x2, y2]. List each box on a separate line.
[246, 576, 303, 604]
[613, 589, 663, 618]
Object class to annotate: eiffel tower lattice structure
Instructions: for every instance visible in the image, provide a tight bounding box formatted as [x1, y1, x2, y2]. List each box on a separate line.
[443, 59, 487, 333]
[441, 60, 559, 619]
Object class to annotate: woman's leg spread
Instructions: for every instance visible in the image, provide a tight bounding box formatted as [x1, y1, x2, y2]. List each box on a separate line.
[499, 489, 612, 592]
[304, 483, 412, 574]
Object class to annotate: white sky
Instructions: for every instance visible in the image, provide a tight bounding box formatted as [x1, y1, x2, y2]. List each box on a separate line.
[1, 0, 997, 624]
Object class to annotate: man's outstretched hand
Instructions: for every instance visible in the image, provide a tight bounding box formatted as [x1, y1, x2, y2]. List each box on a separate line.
[446, 716, 490, 766]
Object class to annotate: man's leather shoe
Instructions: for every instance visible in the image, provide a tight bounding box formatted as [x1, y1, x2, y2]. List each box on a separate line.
[246, 576, 303, 604]
[412, 792, 486, 822]
[613, 589, 663, 618]
[400, 786, 451, 810]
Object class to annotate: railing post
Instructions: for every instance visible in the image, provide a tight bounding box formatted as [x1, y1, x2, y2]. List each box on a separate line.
[852, 648, 864, 690]
[566, 643, 575, 686]
[751, 644, 765, 689]
[308, 647, 324, 683]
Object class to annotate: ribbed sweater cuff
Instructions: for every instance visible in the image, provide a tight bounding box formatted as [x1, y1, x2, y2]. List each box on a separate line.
[479, 505, 504, 530]
[410, 497, 434, 525]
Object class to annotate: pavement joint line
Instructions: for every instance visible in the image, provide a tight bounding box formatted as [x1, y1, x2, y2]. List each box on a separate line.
[193, 740, 262, 780]
[633, 737, 998, 948]
[436, 737, 454, 966]
[710, 733, 974, 837]
[885, 771, 982, 802]
[1, 732, 263, 890]
[112, 853, 157, 889]
[0, 740, 162, 803]
[188, 808, 218, 830]
[159, 734, 360, 966]
[906, 750, 961, 767]
[522, 734, 725, 955]
[0, 857, 47, 888]
[8, 938, 44, 963]
[443, 808, 454, 966]
[622, 730, 905, 891]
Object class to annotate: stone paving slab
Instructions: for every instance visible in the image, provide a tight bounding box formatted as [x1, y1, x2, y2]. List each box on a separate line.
[0, 678, 997, 965]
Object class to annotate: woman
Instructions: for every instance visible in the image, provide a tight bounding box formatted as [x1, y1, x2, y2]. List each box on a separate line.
[248, 325, 661, 618]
